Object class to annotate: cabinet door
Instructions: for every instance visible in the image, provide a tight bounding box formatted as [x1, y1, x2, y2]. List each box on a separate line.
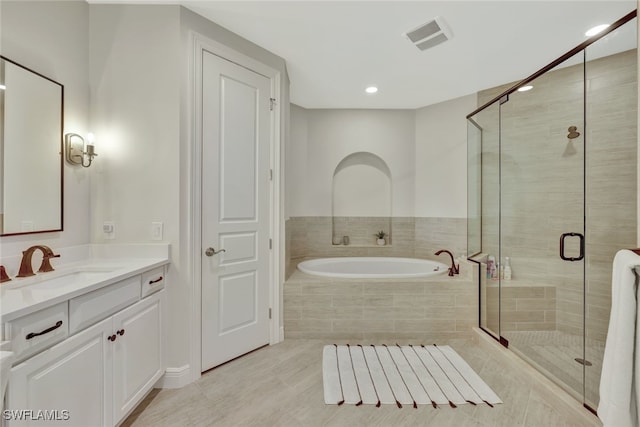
[6, 317, 113, 427]
[112, 291, 164, 423]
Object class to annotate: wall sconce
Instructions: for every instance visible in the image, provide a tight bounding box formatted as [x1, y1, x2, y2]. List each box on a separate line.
[65, 132, 97, 168]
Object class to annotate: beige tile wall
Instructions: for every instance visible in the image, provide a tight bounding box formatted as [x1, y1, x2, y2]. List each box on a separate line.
[332, 216, 395, 246]
[485, 284, 557, 333]
[284, 269, 476, 341]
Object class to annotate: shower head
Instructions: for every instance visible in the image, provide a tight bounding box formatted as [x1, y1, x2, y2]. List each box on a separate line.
[567, 126, 580, 139]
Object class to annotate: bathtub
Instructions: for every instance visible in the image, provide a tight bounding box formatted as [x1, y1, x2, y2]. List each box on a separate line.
[297, 257, 448, 279]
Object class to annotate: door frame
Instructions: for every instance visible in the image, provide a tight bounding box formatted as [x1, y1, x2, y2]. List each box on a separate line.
[188, 31, 283, 382]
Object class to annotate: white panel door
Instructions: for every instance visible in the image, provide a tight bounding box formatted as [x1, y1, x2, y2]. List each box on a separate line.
[201, 51, 271, 371]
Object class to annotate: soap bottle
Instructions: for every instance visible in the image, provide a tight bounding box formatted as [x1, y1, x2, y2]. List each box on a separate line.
[503, 257, 512, 280]
[487, 255, 495, 279]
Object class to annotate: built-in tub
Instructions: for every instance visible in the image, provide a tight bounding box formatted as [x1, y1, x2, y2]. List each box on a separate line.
[297, 257, 448, 279]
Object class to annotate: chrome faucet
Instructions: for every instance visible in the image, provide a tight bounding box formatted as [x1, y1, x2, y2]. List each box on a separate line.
[16, 245, 60, 278]
[434, 249, 459, 277]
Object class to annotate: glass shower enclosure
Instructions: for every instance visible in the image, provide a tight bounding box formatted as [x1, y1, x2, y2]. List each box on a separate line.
[467, 10, 637, 410]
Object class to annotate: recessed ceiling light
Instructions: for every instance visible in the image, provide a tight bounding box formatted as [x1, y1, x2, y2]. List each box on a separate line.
[365, 86, 378, 94]
[517, 85, 533, 92]
[585, 24, 610, 37]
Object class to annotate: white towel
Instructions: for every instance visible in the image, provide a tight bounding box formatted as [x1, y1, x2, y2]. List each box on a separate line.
[598, 249, 640, 427]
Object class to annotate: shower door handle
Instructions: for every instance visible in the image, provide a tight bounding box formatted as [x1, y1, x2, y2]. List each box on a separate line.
[559, 232, 584, 261]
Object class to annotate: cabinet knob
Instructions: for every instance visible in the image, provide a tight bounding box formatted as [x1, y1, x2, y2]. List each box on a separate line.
[108, 335, 117, 342]
[117, 329, 125, 336]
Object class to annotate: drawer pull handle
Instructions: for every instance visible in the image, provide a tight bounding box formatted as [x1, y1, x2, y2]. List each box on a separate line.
[108, 334, 117, 342]
[117, 329, 125, 336]
[26, 320, 63, 340]
[148, 276, 163, 285]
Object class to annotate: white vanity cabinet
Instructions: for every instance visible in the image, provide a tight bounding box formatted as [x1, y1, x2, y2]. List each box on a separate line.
[5, 266, 166, 427]
[112, 292, 163, 423]
[7, 317, 113, 426]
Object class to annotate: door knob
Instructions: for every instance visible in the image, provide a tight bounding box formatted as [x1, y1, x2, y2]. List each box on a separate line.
[205, 247, 226, 257]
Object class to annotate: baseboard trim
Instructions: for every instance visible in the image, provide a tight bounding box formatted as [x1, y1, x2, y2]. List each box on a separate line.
[279, 326, 284, 341]
[156, 365, 191, 389]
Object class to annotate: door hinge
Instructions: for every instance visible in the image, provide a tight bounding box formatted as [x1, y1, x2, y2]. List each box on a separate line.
[269, 238, 272, 249]
[269, 98, 276, 111]
[269, 308, 272, 319]
[269, 169, 273, 181]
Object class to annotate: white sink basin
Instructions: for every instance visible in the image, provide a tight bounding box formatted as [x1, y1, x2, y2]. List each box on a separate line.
[5, 269, 115, 293]
[25, 271, 110, 291]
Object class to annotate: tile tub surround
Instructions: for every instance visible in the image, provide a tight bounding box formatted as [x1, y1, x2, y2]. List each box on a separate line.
[286, 216, 466, 278]
[284, 262, 476, 341]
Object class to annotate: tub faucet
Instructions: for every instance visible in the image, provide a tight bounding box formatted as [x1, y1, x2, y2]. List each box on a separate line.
[434, 249, 459, 277]
[16, 245, 60, 278]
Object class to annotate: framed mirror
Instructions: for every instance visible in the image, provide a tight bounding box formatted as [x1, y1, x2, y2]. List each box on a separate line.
[0, 56, 63, 236]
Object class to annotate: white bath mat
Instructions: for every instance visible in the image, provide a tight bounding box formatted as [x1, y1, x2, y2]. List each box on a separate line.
[322, 344, 502, 408]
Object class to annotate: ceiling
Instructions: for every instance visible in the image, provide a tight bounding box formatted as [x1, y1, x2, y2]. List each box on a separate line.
[102, 1, 637, 109]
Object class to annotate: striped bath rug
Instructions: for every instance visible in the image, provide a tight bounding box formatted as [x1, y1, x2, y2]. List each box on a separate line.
[323, 344, 502, 408]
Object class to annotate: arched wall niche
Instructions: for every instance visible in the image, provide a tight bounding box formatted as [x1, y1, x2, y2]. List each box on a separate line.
[331, 151, 392, 246]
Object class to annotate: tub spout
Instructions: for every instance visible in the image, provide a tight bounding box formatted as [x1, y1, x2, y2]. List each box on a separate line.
[434, 249, 459, 276]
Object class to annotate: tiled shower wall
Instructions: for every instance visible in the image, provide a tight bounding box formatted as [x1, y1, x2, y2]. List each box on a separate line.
[285, 216, 466, 278]
[476, 49, 637, 346]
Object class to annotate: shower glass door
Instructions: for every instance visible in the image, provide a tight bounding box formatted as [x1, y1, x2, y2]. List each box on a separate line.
[499, 51, 586, 401]
[467, 103, 501, 339]
[583, 18, 638, 408]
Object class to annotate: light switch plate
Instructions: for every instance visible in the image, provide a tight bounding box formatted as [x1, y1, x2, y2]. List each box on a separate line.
[151, 222, 163, 241]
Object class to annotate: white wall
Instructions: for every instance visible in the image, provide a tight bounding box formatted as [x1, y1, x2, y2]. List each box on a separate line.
[333, 154, 392, 217]
[89, 4, 183, 366]
[414, 94, 476, 218]
[288, 107, 415, 217]
[0, 0, 90, 259]
[287, 104, 309, 218]
[287, 95, 475, 219]
[89, 5, 181, 244]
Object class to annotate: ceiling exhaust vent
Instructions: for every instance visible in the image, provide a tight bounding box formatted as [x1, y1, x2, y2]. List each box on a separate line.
[404, 17, 452, 51]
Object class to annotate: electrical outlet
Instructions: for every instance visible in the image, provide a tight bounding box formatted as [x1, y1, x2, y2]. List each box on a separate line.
[151, 222, 163, 241]
[103, 221, 115, 240]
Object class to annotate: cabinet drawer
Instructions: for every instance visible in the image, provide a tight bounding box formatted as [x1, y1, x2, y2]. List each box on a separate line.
[6, 302, 68, 363]
[141, 267, 165, 298]
[69, 276, 141, 334]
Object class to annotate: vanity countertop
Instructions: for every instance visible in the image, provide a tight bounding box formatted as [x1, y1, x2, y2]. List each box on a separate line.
[1, 244, 170, 322]
[1, 258, 168, 322]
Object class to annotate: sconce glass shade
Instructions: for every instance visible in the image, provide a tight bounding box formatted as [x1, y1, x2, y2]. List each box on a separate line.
[65, 133, 97, 168]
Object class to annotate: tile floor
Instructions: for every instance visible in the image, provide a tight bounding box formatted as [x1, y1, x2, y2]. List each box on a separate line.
[122, 337, 602, 427]
[507, 330, 605, 408]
